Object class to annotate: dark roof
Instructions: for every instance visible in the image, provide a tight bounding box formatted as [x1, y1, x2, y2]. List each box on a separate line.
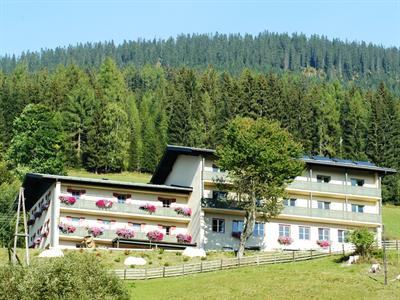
[150, 145, 216, 184]
[151, 145, 397, 184]
[23, 173, 192, 210]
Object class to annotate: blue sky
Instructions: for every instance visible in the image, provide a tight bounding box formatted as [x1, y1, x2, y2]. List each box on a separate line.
[1, 0, 399, 56]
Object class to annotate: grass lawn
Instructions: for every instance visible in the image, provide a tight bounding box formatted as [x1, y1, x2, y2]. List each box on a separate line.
[127, 254, 400, 300]
[67, 169, 152, 183]
[382, 205, 400, 240]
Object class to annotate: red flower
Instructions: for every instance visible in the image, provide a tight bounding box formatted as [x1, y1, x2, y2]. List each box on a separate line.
[95, 199, 113, 208]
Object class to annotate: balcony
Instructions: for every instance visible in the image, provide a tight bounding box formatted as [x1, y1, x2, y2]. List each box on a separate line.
[203, 171, 228, 182]
[201, 198, 380, 224]
[60, 198, 190, 219]
[59, 226, 178, 243]
[287, 181, 381, 198]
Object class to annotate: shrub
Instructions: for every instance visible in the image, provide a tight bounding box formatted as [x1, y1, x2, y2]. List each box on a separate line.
[347, 228, 375, 257]
[201, 256, 207, 261]
[163, 262, 170, 267]
[0, 252, 128, 300]
[176, 252, 182, 256]
[114, 257, 121, 263]
[124, 250, 131, 256]
[183, 257, 189, 262]
[174, 206, 192, 217]
[148, 261, 153, 265]
[277, 236, 293, 245]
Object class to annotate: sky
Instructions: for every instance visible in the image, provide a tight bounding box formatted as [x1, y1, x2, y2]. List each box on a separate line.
[0, 0, 399, 56]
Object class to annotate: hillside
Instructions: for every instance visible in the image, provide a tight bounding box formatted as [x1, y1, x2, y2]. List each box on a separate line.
[383, 205, 400, 240]
[128, 254, 400, 299]
[1, 32, 400, 93]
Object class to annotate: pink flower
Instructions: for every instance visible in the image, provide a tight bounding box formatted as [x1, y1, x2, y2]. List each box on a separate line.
[146, 230, 164, 242]
[60, 196, 76, 205]
[95, 199, 113, 209]
[58, 223, 76, 234]
[88, 226, 104, 237]
[177, 233, 192, 243]
[317, 240, 330, 248]
[278, 236, 293, 245]
[116, 228, 135, 239]
[139, 203, 156, 214]
[174, 207, 192, 217]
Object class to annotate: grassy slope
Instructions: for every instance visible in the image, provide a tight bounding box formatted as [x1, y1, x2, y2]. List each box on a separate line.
[382, 205, 400, 240]
[128, 254, 400, 300]
[67, 169, 152, 183]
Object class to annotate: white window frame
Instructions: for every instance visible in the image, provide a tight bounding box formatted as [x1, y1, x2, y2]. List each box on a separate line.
[253, 222, 264, 237]
[212, 218, 225, 233]
[284, 198, 296, 207]
[351, 204, 364, 213]
[338, 229, 348, 243]
[318, 228, 330, 241]
[299, 226, 310, 240]
[279, 224, 290, 237]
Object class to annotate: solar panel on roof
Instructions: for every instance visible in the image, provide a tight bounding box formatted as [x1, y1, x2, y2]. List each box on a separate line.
[332, 158, 354, 164]
[312, 156, 332, 162]
[354, 161, 375, 166]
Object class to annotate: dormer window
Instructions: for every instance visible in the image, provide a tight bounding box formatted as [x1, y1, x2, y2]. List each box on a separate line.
[317, 175, 331, 183]
[350, 178, 365, 187]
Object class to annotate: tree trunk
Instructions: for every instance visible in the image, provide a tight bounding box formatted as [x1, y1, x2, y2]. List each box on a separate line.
[237, 208, 256, 258]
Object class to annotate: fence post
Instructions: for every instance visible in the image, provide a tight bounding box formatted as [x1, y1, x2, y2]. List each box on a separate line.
[124, 269, 126, 280]
[182, 264, 185, 275]
[329, 244, 332, 255]
[220, 259, 223, 270]
[145, 268, 147, 280]
[292, 251, 295, 262]
[257, 256, 259, 266]
[200, 261, 203, 272]
[163, 266, 165, 277]
[342, 244, 345, 256]
[238, 257, 240, 267]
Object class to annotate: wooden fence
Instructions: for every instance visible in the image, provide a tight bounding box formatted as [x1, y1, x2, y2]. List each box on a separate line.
[115, 250, 332, 280]
[382, 240, 400, 251]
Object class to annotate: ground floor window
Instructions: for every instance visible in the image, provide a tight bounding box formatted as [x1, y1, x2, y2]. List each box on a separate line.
[279, 224, 290, 237]
[212, 218, 225, 233]
[318, 228, 330, 240]
[253, 222, 264, 236]
[299, 226, 310, 240]
[338, 229, 349, 243]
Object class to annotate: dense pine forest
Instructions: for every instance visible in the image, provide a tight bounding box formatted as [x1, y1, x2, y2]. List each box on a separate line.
[1, 32, 400, 93]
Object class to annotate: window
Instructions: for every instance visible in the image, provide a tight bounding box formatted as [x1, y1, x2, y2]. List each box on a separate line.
[253, 222, 264, 236]
[299, 226, 310, 240]
[318, 228, 330, 241]
[279, 224, 290, 237]
[351, 204, 364, 213]
[283, 198, 296, 207]
[71, 190, 81, 199]
[317, 175, 331, 183]
[338, 229, 349, 243]
[212, 218, 225, 233]
[128, 222, 141, 232]
[212, 163, 220, 172]
[318, 201, 330, 210]
[212, 190, 227, 201]
[117, 194, 127, 204]
[163, 226, 171, 236]
[71, 217, 81, 223]
[350, 178, 365, 187]
[232, 220, 244, 233]
[159, 198, 176, 208]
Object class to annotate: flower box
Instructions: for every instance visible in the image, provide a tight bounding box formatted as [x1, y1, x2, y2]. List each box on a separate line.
[88, 226, 104, 237]
[317, 240, 330, 248]
[277, 236, 293, 245]
[174, 207, 192, 217]
[116, 228, 135, 239]
[232, 231, 242, 239]
[146, 230, 164, 242]
[95, 199, 113, 209]
[58, 223, 76, 234]
[177, 233, 192, 244]
[60, 196, 76, 205]
[139, 203, 156, 214]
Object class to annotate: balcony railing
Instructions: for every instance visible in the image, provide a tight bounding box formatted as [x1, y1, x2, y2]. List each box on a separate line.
[59, 226, 178, 243]
[201, 198, 380, 224]
[60, 198, 190, 219]
[287, 181, 381, 198]
[203, 171, 228, 182]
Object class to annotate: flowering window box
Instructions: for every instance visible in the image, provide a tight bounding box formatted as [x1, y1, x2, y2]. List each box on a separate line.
[95, 199, 113, 209]
[232, 231, 242, 239]
[116, 228, 135, 239]
[317, 240, 330, 248]
[177, 233, 192, 244]
[60, 196, 76, 206]
[174, 207, 192, 217]
[139, 203, 156, 214]
[88, 226, 104, 237]
[58, 223, 76, 234]
[146, 230, 164, 242]
[277, 236, 293, 245]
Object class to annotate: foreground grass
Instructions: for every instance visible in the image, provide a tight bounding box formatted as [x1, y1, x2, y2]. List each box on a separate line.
[382, 205, 400, 240]
[67, 169, 152, 183]
[128, 254, 400, 300]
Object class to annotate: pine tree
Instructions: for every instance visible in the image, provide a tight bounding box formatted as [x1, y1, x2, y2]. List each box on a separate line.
[127, 95, 143, 172]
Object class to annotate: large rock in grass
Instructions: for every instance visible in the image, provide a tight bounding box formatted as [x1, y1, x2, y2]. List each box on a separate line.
[182, 247, 206, 258]
[38, 248, 64, 258]
[124, 256, 147, 266]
